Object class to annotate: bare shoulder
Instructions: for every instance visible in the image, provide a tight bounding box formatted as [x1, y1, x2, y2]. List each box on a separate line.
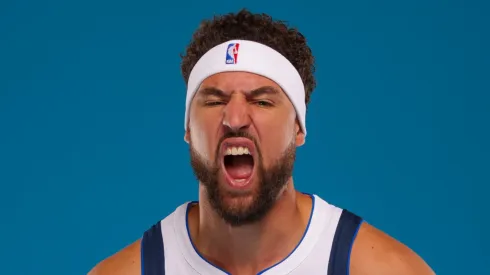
[87, 239, 141, 275]
[350, 222, 436, 275]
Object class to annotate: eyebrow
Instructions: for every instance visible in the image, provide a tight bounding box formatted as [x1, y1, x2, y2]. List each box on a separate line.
[197, 86, 280, 98]
[197, 87, 228, 98]
[248, 86, 280, 97]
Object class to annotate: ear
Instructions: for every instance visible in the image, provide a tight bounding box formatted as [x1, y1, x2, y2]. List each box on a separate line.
[184, 129, 190, 144]
[295, 122, 305, 147]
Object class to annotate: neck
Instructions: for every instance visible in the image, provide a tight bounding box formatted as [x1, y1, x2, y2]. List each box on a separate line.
[187, 180, 313, 275]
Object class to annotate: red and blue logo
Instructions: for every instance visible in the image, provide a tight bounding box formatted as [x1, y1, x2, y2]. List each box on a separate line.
[225, 43, 240, 64]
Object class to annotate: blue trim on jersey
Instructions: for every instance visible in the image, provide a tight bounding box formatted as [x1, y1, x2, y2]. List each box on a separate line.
[141, 221, 166, 275]
[141, 238, 145, 275]
[327, 209, 362, 275]
[185, 193, 316, 275]
[346, 220, 362, 275]
[257, 193, 315, 274]
[185, 201, 231, 275]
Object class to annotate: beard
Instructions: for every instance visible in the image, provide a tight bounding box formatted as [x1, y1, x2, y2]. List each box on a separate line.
[189, 131, 296, 227]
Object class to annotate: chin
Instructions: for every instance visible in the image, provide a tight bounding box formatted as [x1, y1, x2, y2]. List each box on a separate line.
[220, 193, 256, 213]
[217, 177, 259, 215]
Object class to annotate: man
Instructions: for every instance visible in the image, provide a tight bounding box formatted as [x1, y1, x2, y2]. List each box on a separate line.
[89, 9, 435, 275]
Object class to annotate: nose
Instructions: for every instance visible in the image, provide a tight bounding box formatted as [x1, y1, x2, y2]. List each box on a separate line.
[222, 95, 251, 132]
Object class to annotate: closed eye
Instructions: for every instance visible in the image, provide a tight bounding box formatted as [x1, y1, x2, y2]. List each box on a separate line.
[204, 101, 225, 106]
[254, 100, 273, 107]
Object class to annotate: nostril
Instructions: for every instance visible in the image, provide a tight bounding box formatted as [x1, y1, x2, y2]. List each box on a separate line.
[222, 121, 251, 133]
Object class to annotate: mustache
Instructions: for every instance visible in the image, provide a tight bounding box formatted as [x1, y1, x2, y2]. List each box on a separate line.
[218, 130, 256, 145]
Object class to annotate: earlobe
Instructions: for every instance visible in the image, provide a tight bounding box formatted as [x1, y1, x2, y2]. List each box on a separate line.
[294, 123, 305, 146]
[296, 131, 305, 146]
[184, 130, 190, 144]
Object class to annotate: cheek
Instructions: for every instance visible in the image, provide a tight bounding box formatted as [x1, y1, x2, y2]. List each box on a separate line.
[254, 111, 296, 163]
[189, 114, 219, 160]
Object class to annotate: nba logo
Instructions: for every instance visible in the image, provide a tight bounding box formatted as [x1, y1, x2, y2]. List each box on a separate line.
[225, 43, 240, 64]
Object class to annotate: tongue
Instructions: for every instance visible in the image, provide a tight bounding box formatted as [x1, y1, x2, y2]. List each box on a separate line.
[226, 155, 253, 179]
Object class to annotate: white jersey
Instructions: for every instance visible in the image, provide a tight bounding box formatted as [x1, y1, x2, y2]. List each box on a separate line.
[141, 194, 363, 275]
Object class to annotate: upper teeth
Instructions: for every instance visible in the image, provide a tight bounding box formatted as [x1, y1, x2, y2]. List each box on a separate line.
[226, 146, 250, 156]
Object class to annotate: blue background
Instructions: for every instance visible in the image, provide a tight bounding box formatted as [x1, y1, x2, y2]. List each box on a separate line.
[1, 0, 488, 274]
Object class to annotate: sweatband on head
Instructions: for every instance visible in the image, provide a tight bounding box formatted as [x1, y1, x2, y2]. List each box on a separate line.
[184, 39, 307, 136]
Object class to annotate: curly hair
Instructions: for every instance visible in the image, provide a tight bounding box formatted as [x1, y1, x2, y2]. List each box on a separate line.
[180, 8, 317, 105]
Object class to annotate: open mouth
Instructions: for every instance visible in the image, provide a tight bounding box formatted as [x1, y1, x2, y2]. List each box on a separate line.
[221, 140, 256, 187]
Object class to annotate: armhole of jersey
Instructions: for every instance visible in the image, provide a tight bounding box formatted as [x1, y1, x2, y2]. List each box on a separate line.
[327, 209, 362, 275]
[141, 222, 166, 275]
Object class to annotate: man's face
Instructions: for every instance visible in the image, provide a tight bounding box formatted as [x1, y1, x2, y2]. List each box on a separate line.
[186, 71, 305, 226]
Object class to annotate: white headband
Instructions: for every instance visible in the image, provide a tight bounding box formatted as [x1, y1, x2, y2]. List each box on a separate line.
[184, 40, 307, 136]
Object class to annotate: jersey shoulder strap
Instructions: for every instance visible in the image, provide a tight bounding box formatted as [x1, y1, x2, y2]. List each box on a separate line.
[327, 209, 363, 275]
[141, 221, 166, 275]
